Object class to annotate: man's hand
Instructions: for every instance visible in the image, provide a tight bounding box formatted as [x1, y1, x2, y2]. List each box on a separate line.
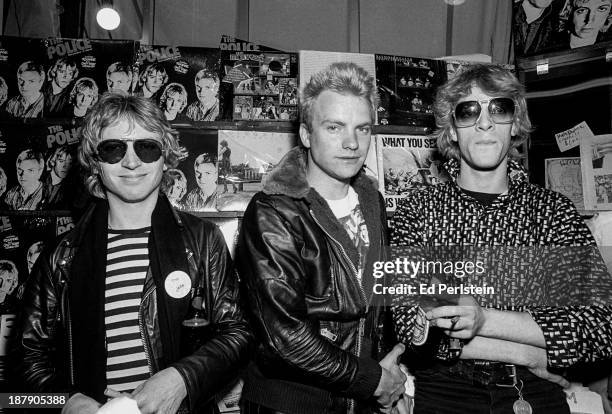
[426, 295, 485, 339]
[131, 367, 187, 414]
[374, 344, 407, 410]
[61, 393, 101, 414]
[525, 347, 569, 389]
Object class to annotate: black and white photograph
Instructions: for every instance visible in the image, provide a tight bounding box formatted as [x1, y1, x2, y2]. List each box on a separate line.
[134, 44, 221, 122]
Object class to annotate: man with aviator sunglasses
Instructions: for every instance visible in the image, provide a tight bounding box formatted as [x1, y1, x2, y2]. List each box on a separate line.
[392, 64, 612, 413]
[19, 93, 253, 414]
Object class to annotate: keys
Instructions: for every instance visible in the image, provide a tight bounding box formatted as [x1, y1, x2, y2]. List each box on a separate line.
[512, 380, 533, 414]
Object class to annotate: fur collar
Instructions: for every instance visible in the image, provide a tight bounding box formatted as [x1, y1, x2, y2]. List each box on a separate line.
[262, 146, 377, 199]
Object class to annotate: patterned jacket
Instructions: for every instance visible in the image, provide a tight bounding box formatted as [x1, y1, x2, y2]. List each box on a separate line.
[391, 158, 612, 368]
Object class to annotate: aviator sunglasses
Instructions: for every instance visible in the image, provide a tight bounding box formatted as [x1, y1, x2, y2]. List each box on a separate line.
[96, 139, 163, 164]
[453, 97, 516, 128]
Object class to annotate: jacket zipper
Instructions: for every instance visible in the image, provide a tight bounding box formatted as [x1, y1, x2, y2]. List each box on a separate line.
[309, 210, 368, 308]
[138, 285, 155, 374]
[57, 261, 75, 387]
[310, 210, 366, 414]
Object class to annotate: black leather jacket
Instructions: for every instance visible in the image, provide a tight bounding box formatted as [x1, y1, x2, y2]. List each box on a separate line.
[237, 148, 390, 414]
[20, 196, 253, 413]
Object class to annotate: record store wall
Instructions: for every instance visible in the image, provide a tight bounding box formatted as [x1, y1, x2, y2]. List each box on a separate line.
[4, 0, 513, 63]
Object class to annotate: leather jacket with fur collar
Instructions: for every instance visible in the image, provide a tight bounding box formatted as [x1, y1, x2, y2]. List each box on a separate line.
[237, 147, 390, 414]
[19, 195, 253, 413]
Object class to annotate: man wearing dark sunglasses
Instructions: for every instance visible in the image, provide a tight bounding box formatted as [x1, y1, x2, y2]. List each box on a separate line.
[391, 64, 612, 413]
[19, 93, 253, 414]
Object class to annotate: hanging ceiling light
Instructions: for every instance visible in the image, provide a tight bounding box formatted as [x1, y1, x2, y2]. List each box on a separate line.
[96, 1, 120, 30]
[444, 0, 466, 5]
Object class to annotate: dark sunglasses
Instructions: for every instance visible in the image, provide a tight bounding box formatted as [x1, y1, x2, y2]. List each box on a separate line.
[453, 97, 516, 128]
[96, 139, 163, 164]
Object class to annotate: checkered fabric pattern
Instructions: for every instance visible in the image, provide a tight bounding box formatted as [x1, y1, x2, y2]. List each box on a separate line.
[391, 158, 612, 368]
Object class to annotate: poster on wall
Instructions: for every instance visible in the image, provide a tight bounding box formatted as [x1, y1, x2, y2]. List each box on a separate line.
[376, 134, 447, 212]
[219, 36, 298, 122]
[134, 44, 220, 122]
[0, 123, 84, 211]
[580, 133, 612, 210]
[40, 38, 138, 120]
[375, 54, 446, 127]
[215, 130, 297, 211]
[0, 36, 48, 121]
[512, 0, 612, 57]
[164, 128, 219, 212]
[544, 157, 584, 210]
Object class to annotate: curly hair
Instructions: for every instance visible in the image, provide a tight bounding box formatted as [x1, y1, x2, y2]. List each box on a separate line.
[433, 64, 532, 161]
[69, 77, 99, 106]
[159, 83, 188, 112]
[78, 93, 182, 198]
[300, 62, 378, 132]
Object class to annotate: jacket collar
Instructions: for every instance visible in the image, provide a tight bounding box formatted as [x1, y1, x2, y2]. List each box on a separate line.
[442, 157, 529, 194]
[262, 146, 378, 200]
[262, 146, 384, 299]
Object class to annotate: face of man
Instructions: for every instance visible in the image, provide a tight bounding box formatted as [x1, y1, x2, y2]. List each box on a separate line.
[53, 152, 73, 179]
[527, 0, 554, 8]
[451, 85, 516, 172]
[107, 72, 131, 93]
[299, 90, 372, 193]
[195, 77, 218, 104]
[98, 119, 166, 206]
[26, 242, 43, 274]
[573, 0, 612, 38]
[0, 268, 18, 302]
[75, 89, 95, 110]
[168, 178, 186, 200]
[195, 161, 217, 195]
[18, 71, 44, 98]
[17, 159, 43, 189]
[145, 71, 165, 93]
[54, 65, 76, 89]
[166, 91, 183, 113]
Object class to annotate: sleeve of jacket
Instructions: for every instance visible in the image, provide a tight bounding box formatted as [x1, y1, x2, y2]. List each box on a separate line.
[171, 222, 254, 411]
[236, 195, 381, 399]
[528, 194, 612, 368]
[19, 252, 74, 394]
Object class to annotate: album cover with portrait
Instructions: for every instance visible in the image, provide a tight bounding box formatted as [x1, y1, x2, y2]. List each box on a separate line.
[0, 214, 57, 385]
[0, 36, 49, 121]
[512, 0, 612, 57]
[219, 36, 298, 122]
[39, 38, 138, 120]
[375, 54, 446, 128]
[134, 44, 220, 123]
[0, 123, 84, 212]
[165, 127, 219, 212]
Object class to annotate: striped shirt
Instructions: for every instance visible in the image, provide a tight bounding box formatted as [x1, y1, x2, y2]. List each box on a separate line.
[104, 227, 152, 393]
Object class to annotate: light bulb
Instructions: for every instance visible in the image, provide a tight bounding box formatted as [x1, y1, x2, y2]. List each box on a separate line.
[96, 7, 120, 31]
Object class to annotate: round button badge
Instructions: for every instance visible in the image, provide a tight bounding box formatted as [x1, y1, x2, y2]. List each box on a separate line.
[164, 271, 191, 299]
